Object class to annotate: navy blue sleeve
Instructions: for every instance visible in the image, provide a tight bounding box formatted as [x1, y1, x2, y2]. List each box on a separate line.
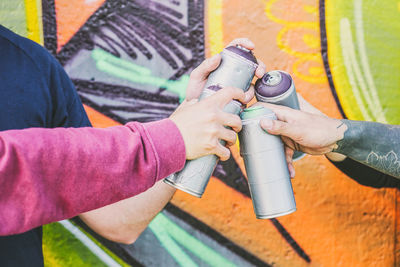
[0, 25, 91, 130]
[330, 157, 400, 189]
[47, 57, 92, 128]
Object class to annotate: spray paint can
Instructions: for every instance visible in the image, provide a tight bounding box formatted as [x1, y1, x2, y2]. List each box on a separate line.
[164, 45, 258, 197]
[255, 70, 305, 161]
[238, 106, 296, 218]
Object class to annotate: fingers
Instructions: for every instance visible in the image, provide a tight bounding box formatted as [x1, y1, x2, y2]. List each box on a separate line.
[244, 85, 255, 103]
[288, 163, 295, 178]
[218, 127, 237, 147]
[218, 112, 242, 132]
[253, 102, 298, 122]
[189, 54, 221, 82]
[214, 143, 231, 161]
[211, 87, 246, 107]
[255, 60, 266, 78]
[281, 136, 297, 151]
[227, 38, 255, 50]
[260, 118, 299, 140]
[186, 54, 221, 100]
[285, 146, 295, 178]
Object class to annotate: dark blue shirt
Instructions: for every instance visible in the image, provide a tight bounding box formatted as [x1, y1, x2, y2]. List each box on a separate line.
[0, 25, 91, 266]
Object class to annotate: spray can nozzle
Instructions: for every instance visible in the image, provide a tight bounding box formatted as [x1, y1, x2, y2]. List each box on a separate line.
[236, 45, 250, 52]
[262, 71, 282, 86]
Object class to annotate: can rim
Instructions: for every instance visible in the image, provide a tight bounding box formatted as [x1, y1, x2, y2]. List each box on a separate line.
[255, 208, 296, 219]
[164, 178, 203, 198]
[222, 49, 259, 68]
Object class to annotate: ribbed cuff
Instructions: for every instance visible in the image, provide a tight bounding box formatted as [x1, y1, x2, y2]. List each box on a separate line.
[142, 119, 186, 180]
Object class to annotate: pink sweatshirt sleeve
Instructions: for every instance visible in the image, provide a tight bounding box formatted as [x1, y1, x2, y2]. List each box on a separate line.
[0, 119, 186, 235]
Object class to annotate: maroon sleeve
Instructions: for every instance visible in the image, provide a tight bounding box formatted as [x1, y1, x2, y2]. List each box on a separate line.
[0, 119, 186, 235]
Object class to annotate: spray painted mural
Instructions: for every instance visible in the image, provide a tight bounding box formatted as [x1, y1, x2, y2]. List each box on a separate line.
[1, 0, 400, 266]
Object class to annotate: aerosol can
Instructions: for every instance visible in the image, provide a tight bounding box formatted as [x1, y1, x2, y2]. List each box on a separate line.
[238, 106, 296, 219]
[255, 70, 305, 160]
[164, 45, 258, 197]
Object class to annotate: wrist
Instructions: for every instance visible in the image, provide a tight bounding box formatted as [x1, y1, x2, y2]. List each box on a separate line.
[332, 119, 349, 151]
[332, 119, 362, 156]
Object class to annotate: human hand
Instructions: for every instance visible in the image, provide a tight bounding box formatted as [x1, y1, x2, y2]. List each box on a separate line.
[297, 95, 347, 162]
[256, 102, 347, 156]
[185, 38, 266, 101]
[170, 87, 246, 161]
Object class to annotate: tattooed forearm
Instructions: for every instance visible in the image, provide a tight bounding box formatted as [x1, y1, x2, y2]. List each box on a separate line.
[333, 120, 400, 178]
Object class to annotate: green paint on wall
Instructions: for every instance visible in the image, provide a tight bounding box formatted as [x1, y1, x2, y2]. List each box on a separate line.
[91, 49, 190, 102]
[0, 0, 27, 37]
[149, 213, 237, 267]
[149, 219, 198, 267]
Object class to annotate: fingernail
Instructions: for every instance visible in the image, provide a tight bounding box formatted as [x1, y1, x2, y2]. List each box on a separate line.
[261, 119, 273, 129]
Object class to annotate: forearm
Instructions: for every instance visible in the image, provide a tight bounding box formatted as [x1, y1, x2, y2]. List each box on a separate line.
[0, 119, 185, 235]
[79, 180, 176, 244]
[334, 120, 400, 178]
[328, 157, 400, 188]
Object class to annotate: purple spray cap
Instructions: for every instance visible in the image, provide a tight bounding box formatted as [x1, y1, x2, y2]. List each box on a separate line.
[225, 45, 257, 64]
[255, 70, 292, 97]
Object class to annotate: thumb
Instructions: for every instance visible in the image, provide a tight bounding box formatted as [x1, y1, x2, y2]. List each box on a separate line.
[189, 54, 221, 82]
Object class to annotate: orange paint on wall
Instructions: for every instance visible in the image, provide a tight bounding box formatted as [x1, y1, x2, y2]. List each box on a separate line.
[83, 104, 120, 128]
[55, 0, 105, 50]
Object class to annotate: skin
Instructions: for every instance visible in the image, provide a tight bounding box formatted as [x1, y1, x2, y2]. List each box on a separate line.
[334, 121, 400, 178]
[80, 38, 266, 244]
[256, 97, 400, 179]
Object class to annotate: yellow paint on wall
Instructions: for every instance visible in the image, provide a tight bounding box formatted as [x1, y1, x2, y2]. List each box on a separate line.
[303, 33, 319, 49]
[24, 0, 43, 44]
[303, 5, 318, 15]
[263, 0, 326, 84]
[325, 0, 364, 120]
[398, 1, 400, 12]
[206, 0, 224, 56]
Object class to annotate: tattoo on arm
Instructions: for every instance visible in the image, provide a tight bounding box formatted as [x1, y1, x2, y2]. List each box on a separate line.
[333, 120, 400, 178]
[336, 121, 345, 129]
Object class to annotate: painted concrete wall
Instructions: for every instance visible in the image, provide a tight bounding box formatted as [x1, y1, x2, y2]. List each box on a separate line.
[1, 0, 400, 266]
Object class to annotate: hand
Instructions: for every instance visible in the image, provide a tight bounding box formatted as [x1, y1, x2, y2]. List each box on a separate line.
[297, 95, 347, 162]
[170, 87, 246, 161]
[185, 38, 266, 101]
[257, 102, 347, 156]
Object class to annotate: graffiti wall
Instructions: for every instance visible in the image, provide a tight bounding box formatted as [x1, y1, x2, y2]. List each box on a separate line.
[1, 0, 400, 266]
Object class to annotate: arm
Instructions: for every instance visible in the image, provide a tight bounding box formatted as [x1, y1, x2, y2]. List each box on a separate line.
[333, 120, 400, 178]
[0, 86, 248, 236]
[79, 180, 175, 244]
[79, 37, 266, 244]
[257, 104, 400, 179]
[0, 120, 186, 236]
[328, 157, 400, 188]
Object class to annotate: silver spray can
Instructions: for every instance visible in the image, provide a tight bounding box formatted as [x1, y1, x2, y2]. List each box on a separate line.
[255, 70, 305, 161]
[164, 45, 258, 197]
[238, 106, 296, 219]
